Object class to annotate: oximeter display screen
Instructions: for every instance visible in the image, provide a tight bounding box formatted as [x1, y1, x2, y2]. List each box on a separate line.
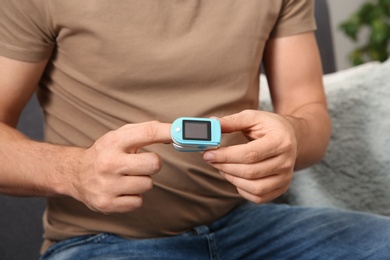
[183, 120, 211, 141]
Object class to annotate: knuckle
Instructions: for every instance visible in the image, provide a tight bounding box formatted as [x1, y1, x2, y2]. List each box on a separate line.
[149, 154, 163, 174]
[244, 151, 261, 164]
[242, 167, 258, 179]
[279, 135, 295, 153]
[95, 154, 115, 173]
[252, 185, 265, 196]
[142, 177, 154, 191]
[280, 159, 295, 172]
[102, 130, 121, 146]
[130, 196, 144, 210]
[143, 121, 159, 141]
[93, 131, 120, 157]
[94, 196, 113, 213]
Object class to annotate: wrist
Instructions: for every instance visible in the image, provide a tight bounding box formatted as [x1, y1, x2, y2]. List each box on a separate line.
[282, 106, 331, 170]
[51, 146, 85, 198]
[284, 115, 307, 147]
[282, 115, 308, 169]
[30, 141, 85, 198]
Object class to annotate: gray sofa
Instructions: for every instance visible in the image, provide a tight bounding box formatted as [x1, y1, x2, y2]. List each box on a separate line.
[260, 59, 390, 216]
[0, 1, 336, 259]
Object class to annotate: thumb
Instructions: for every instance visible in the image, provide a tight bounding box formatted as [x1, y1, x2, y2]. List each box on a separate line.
[219, 110, 259, 134]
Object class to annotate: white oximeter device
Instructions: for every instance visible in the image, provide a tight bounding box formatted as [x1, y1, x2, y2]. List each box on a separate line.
[171, 117, 221, 152]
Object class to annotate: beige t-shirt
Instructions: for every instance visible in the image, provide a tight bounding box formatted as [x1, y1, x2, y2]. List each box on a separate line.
[0, 0, 316, 248]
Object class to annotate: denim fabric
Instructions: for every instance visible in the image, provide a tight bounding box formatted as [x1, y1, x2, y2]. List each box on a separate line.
[40, 203, 390, 260]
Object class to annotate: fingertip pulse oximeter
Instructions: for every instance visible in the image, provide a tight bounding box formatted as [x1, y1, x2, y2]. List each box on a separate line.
[171, 117, 221, 152]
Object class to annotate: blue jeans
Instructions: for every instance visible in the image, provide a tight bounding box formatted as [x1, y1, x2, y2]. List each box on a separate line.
[40, 203, 390, 259]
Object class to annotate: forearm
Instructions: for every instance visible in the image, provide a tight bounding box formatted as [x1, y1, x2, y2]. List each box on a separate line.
[262, 32, 330, 170]
[0, 122, 82, 197]
[284, 102, 331, 170]
[0, 120, 172, 213]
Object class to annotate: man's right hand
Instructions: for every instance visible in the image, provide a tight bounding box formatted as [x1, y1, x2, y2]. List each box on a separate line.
[67, 121, 172, 214]
[0, 56, 172, 214]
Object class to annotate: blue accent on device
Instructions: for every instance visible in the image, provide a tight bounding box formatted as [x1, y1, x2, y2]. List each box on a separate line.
[171, 117, 221, 152]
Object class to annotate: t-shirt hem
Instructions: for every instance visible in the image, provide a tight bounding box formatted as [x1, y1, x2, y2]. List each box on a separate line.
[270, 19, 317, 38]
[0, 41, 52, 62]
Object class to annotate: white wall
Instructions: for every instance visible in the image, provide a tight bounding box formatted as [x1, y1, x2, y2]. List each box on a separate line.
[327, 0, 367, 70]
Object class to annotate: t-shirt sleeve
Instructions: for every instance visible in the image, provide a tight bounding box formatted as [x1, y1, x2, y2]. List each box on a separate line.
[270, 0, 317, 38]
[0, 0, 55, 62]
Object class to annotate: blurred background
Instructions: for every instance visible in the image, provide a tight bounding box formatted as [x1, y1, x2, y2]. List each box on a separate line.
[328, 0, 390, 70]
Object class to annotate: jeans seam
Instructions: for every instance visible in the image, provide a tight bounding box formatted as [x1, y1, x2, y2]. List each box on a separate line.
[41, 233, 110, 259]
[206, 233, 219, 260]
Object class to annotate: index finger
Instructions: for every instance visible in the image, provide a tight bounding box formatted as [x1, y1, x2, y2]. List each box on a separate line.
[116, 121, 172, 150]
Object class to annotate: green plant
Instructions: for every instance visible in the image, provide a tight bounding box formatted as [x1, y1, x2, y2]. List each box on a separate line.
[339, 0, 390, 65]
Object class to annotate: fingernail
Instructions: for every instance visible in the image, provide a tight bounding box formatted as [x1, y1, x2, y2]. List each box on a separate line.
[203, 152, 215, 162]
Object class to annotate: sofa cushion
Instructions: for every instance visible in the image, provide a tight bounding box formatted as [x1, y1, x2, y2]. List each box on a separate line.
[260, 60, 390, 216]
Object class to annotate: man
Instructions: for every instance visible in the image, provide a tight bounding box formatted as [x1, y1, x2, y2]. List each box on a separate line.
[1, 0, 389, 259]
